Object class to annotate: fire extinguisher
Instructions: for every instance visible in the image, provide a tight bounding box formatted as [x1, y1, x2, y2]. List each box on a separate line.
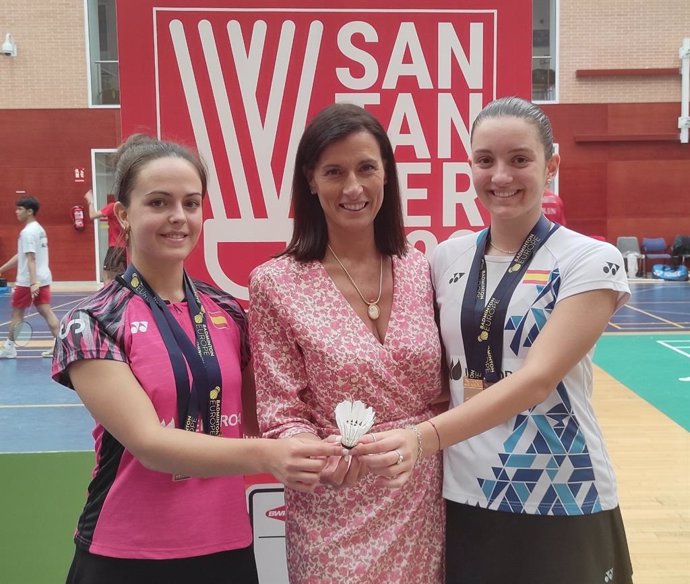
[71, 205, 85, 231]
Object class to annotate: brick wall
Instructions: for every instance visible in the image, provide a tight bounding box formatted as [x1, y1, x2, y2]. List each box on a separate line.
[559, 0, 690, 103]
[3, 0, 688, 107]
[0, 0, 87, 108]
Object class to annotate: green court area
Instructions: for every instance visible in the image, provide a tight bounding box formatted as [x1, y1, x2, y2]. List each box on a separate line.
[0, 452, 93, 584]
[594, 334, 690, 431]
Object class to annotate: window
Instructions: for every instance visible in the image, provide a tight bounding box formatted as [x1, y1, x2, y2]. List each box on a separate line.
[532, 0, 557, 102]
[90, 149, 118, 281]
[85, 2, 554, 105]
[86, 0, 119, 106]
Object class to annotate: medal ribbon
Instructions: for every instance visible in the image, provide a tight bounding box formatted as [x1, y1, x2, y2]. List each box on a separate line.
[460, 215, 559, 384]
[118, 265, 223, 435]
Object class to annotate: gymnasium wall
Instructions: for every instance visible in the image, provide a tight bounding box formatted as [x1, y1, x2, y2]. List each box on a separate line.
[543, 102, 690, 245]
[0, 101, 686, 282]
[0, 109, 121, 281]
[0, 2, 687, 283]
[551, 0, 689, 247]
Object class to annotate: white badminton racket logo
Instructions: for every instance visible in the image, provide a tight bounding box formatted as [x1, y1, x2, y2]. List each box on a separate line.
[167, 18, 323, 299]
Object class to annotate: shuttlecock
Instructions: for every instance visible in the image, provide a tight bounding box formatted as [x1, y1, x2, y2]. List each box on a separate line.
[335, 399, 376, 448]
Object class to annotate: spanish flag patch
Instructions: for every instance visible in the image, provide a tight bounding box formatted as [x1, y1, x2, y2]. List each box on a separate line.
[209, 312, 229, 328]
[522, 270, 550, 285]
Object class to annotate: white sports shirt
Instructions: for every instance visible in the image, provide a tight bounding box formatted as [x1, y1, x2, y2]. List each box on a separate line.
[17, 221, 52, 286]
[432, 226, 630, 515]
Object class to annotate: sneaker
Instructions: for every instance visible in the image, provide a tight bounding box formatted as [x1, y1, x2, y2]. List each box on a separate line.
[0, 343, 17, 359]
[41, 348, 54, 358]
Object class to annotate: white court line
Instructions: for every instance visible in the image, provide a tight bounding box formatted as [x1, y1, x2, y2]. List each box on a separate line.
[658, 340, 690, 347]
[0, 296, 86, 329]
[656, 340, 690, 359]
[625, 305, 684, 328]
[0, 404, 85, 409]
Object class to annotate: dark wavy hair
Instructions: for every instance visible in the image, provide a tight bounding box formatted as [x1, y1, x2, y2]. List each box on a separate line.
[470, 96, 555, 160]
[282, 103, 407, 261]
[112, 134, 208, 208]
[16, 196, 40, 216]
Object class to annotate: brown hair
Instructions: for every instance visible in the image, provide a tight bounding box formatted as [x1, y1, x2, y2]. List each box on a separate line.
[113, 134, 208, 207]
[470, 96, 555, 159]
[282, 103, 407, 261]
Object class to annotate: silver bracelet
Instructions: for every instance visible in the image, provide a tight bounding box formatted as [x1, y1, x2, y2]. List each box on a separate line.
[406, 425, 424, 463]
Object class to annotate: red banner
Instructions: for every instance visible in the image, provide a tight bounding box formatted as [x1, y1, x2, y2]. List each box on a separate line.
[117, 0, 532, 301]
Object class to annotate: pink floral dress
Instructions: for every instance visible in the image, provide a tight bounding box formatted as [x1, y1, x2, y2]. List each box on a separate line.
[249, 247, 444, 584]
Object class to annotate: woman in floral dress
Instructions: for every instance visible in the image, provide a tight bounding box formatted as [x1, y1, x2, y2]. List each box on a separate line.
[249, 103, 444, 584]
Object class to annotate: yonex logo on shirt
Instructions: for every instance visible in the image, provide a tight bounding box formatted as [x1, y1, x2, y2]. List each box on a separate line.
[130, 321, 149, 334]
[603, 262, 620, 275]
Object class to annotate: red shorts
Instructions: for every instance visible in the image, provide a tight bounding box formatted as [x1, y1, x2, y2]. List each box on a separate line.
[12, 285, 51, 308]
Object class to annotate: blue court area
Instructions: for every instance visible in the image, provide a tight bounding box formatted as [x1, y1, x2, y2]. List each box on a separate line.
[0, 291, 95, 453]
[0, 360, 91, 452]
[608, 280, 690, 332]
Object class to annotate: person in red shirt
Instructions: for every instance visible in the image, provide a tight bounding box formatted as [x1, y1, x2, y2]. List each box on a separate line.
[541, 188, 566, 226]
[84, 189, 126, 282]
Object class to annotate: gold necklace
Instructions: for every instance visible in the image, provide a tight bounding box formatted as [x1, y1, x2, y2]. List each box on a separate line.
[489, 241, 518, 255]
[327, 244, 383, 321]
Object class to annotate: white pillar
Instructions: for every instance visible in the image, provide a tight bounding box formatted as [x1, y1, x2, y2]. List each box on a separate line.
[679, 38, 689, 144]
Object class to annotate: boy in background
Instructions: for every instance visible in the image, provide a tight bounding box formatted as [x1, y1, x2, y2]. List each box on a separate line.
[0, 196, 60, 358]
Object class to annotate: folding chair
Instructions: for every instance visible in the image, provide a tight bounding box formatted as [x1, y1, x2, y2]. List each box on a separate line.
[641, 237, 672, 275]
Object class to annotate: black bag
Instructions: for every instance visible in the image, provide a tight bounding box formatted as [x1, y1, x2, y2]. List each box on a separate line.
[671, 235, 690, 265]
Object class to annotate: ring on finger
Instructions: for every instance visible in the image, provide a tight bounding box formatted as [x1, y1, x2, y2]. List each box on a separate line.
[394, 449, 403, 465]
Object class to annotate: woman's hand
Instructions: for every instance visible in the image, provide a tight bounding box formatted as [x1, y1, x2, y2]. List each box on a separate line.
[266, 435, 344, 493]
[350, 429, 418, 488]
[319, 436, 368, 488]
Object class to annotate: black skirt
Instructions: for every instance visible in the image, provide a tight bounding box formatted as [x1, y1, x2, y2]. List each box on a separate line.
[102, 246, 126, 274]
[446, 499, 633, 584]
[65, 545, 259, 584]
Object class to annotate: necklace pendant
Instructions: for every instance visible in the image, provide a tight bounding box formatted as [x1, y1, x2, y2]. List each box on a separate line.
[367, 303, 381, 320]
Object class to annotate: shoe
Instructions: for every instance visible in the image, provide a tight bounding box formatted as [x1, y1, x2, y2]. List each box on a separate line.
[0, 343, 17, 359]
[41, 348, 54, 358]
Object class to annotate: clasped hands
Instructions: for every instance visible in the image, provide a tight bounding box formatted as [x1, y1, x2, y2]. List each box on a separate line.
[275, 428, 420, 493]
[319, 427, 420, 489]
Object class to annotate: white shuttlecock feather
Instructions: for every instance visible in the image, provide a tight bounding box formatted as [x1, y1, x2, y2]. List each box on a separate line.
[335, 399, 376, 448]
